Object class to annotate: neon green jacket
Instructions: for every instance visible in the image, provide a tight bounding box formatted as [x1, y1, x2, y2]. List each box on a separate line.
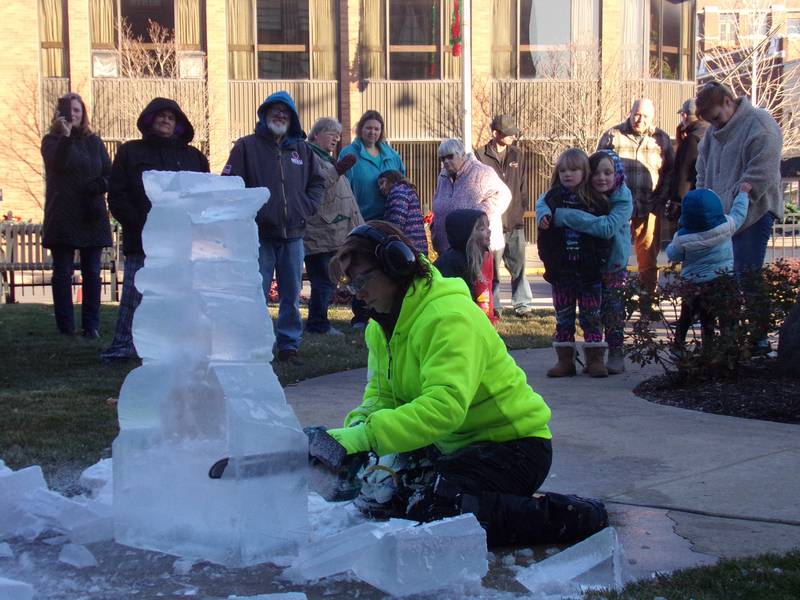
[344, 266, 552, 456]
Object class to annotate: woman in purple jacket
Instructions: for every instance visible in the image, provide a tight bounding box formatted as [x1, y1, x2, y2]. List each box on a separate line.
[377, 170, 428, 256]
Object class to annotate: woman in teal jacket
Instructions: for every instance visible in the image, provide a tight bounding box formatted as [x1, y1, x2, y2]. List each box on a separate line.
[314, 220, 562, 546]
[339, 111, 406, 221]
[339, 110, 406, 327]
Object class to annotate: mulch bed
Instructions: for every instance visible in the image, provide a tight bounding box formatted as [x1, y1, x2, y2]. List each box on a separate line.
[634, 358, 800, 425]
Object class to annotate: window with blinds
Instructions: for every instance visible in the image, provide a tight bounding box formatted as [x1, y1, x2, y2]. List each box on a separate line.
[227, 0, 337, 80]
[40, 0, 68, 78]
[491, 0, 599, 80]
[359, 0, 462, 80]
[88, 0, 205, 77]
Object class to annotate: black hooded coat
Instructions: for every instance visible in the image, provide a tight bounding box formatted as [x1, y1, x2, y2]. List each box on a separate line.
[107, 97, 210, 256]
[41, 125, 113, 249]
[433, 208, 485, 298]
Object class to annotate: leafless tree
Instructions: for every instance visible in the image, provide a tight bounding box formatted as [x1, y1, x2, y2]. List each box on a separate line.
[93, 20, 209, 150]
[493, 44, 630, 186]
[0, 74, 46, 212]
[698, 0, 800, 156]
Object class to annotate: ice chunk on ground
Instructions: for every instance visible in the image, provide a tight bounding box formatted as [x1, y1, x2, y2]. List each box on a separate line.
[227, 595, 307, 600]
[0, 576, 34, 600]
[291, 519, 415, 581]
[516, 527, 624, 597]
[0, 466, 48, 540]
[58, 543, 98, 569]
[0, 542, 13, 558]
[173, 557, 197, 575]
[353, 513, 488, 597]
[292, 514, 487, 597]
[79, 458, 113, 500]
[26, 488, 113, 544]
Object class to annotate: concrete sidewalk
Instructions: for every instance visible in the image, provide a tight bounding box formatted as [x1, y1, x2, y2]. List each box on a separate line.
[285, 348, 800, 581]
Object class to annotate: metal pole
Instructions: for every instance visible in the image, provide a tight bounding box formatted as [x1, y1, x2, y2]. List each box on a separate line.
[462, 0, 472, 151]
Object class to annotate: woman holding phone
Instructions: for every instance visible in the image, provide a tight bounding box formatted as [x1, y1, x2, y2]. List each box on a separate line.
[41, 93, 112, 338]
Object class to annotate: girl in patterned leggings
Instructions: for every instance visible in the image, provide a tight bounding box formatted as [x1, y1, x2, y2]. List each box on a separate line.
[536, 149, 610, 377]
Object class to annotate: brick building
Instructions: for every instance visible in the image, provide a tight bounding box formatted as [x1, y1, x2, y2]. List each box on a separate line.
[0, 0, 697, 232]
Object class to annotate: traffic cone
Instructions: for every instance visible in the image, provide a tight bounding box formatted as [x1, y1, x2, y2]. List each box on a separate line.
[73, 274, 83, 304]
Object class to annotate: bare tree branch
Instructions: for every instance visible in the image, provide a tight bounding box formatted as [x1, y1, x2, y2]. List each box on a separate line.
[698, 0, 800, 156]
[0, 74, 46, 211]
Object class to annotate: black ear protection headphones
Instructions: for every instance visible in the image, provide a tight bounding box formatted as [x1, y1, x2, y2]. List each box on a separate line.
[347, 224, 417, 279]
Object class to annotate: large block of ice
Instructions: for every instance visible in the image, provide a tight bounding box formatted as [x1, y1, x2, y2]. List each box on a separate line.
[292, 514, 487, 596]
[114, 171, 308, 567]
[26, 488, 113, 544]
[291, 519, 416, 581]
[516, 527, 624, 597]
[354, 514, 488, 597]
[0, 466, 47, 540]
[0, 576, 34, 600]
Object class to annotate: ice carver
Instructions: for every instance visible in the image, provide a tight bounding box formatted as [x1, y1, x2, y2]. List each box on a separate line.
[101, 97, 209, 362]
[309, 221, 607, 547]
[223, 91, 326, 364]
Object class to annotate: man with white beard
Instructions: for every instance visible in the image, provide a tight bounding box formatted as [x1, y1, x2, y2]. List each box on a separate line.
[224, 91, 325, 364]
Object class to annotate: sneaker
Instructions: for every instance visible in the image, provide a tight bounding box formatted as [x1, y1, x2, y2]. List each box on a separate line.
[82, 329, 100, 339]
[306, 326, 345, 337]
[514, 309, 534, 319]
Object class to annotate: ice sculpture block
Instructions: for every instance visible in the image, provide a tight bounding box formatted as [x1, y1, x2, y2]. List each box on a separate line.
[113, 171, 309, 567]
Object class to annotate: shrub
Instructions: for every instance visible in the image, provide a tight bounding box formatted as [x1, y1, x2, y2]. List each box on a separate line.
[624, 260, 800, 384]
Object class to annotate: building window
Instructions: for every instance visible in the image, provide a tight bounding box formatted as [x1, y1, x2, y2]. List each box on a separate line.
[122, 0, 175, 39]
[40, 0, 68, 78]
[359, 0, 461, 80]
[89, 0, 205, 63]
[719, 13, 737, 45]
[227, 0, 336, 80]
[492, 0, 599, 80]
[649, 0, 694, 80]
[789, 17, 800, 37]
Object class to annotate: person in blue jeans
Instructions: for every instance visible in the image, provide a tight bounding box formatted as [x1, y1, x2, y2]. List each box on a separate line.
[41, 92, 112, 338]
[695, 81, 783, 352]
[223, 91, 325, 363]
[303, 117, 364, 336]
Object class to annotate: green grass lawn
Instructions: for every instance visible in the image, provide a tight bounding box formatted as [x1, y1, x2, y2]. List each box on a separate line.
[0, 302, 553, 475]
[586, 549, 800, 600]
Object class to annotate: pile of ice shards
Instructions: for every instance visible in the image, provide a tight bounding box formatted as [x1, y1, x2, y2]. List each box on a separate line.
[0, 458, 115, 598]
[290, 512, 488, 597]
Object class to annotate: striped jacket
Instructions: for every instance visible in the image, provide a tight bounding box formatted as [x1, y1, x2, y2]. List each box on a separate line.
[598, 121, 674, 218]
[384, 182, 428, 256]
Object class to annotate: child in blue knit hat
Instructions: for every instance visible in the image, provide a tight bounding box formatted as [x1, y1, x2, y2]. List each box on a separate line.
[666, 182, 751, 347]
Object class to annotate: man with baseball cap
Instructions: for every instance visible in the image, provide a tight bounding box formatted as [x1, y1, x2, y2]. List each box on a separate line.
[476, 114, 535, 318]
[666, 98, 708, 222]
